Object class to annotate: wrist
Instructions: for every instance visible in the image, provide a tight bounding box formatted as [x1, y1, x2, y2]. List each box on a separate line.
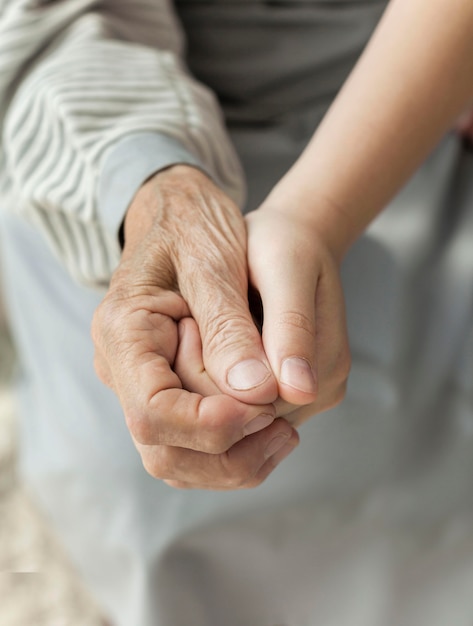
[121, 164, 212, 259]
[111, 165, 211, 293]
[261, 182, 355, 263]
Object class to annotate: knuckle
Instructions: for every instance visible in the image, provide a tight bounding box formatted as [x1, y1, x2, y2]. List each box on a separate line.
[93, 353, 112, 387]
[142, 446, 174, 480]
[141, 452, 165, 480]
[327, 380, 348, 411]
[153, 445, 173, 477]
[325, 342, 351, 388]
[91, 297, 124, 352]
[218, 454, 256, 489]
[90, 307, 104, 347]
[277, 310, 315, 339]
[93, 297, 115, 331]
[126, 408, 156, 445]
[232, 473, 251, 489]
[194, 402, 231, 454]
[239, 473, 265, 490]
[203, 423, 233, 455]
[337, 380, 348, 403]
[203, 313, 256, 359]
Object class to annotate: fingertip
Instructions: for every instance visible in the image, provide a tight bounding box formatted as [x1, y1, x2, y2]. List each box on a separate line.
[177, 317, 203, 362]
[226, 358, 278, 404]
[269, 439, 298, 468]
[178, 316, 195, 340]
[175, 318, 221, 397]
[227, 358, 271, 391]
[278, 356, 318, 404]
[243, 412, 275, 437]
[289, 426, 300, 447]
[262, 421, 299, 463]
[280, 357, 317, 393]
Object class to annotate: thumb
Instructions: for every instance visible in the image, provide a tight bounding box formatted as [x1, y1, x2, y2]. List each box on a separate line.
[247, 208, 351, 407]
[187, 274, 278, 404]
[161, 172, 279, 405]
[253, 255, 320, 406]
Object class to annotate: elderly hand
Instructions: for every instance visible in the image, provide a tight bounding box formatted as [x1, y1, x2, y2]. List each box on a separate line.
[92, 165, 297, 489]
[174, 317, 321, 430]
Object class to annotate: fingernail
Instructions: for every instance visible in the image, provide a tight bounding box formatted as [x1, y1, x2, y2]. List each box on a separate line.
[264, 432, 290, 459]
[270, 442, 296, 467]
[243, 413, 274, 437]
[280, 357, 316, 393]
[227, 359, 271, 391]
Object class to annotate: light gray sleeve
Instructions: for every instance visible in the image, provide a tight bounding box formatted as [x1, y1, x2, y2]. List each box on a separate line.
[0, 0, 245, 288]
[98, 132, 207, 248]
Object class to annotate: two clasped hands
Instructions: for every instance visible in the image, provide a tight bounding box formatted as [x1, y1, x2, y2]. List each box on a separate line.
[89, 0, 473, 490]
[92, 164, 351, 490]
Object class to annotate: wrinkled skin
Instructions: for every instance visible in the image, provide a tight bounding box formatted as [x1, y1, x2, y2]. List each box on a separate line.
[92, 165, 350, 489]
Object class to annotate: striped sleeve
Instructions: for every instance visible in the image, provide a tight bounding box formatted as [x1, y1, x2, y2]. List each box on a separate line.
[0, 0, 245, 287]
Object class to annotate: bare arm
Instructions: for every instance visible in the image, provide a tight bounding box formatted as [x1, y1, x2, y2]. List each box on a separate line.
[265, 0, 473, 259]
[241, 0, 473, 417]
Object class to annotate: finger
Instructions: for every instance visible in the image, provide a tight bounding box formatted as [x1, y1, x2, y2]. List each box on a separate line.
[249, 243, 319, 405]
[136, 419, 299, 490]
[188, 277, 278, 405]
[124, 351, 277, 452]
[248, 213, 350, 407]
[260, 278, 319, 405]
[311, 267, 351, 406]
[174, 317, 221, 397]
[175, 317, 278, 437]
[94, 292, 275, 453]
[174, 194, 278, 405]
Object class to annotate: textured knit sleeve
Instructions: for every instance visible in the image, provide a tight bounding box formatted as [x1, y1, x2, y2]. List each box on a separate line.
[0, 0, 245, 287]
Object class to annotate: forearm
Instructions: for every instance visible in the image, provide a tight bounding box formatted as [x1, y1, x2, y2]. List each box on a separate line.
[266, 0, 473, 260]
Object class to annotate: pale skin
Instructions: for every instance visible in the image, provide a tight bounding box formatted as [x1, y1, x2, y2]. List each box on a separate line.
[92, 0, 473, 490]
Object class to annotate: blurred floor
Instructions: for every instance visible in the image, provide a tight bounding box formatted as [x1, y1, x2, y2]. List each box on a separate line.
[0, 327, 104, 626]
